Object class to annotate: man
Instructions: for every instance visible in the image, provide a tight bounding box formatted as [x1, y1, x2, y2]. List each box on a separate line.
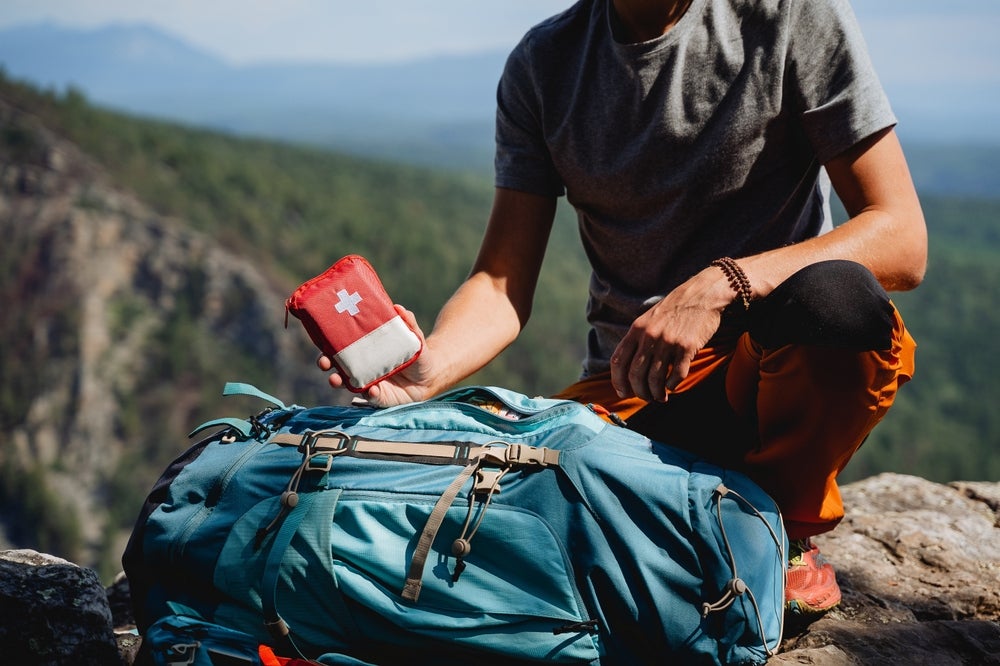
[320, 0, 926, 614]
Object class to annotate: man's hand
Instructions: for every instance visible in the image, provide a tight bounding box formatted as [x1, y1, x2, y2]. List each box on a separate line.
[610, 266, 734, 402]
[317, 305, 434, 407]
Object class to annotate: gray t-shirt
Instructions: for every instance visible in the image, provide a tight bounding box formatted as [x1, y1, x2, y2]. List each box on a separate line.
[494, 0, 896, 377]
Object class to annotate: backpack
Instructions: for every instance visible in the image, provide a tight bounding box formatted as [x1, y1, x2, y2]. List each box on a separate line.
[124, 383, 787, 665]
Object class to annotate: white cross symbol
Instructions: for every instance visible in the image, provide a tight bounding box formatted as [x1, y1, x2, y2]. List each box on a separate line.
[334, 289, 363, 316]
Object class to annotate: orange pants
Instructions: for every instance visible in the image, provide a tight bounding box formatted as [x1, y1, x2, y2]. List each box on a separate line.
[554, 304, 915, 540]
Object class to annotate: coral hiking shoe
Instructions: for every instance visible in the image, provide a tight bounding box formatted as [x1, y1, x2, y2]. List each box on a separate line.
[785, 538, 842, 614]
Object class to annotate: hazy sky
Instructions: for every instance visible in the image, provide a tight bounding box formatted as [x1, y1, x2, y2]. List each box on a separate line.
[1, 0, 998, 80]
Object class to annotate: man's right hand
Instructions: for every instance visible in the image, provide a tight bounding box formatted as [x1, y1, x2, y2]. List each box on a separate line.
[317, 304, 435, 407]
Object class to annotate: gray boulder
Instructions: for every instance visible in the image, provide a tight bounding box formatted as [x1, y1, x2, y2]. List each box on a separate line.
[0, 549, 121, 665]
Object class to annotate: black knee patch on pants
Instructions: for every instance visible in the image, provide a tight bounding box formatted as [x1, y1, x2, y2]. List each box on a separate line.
[748, 260, 895, 351]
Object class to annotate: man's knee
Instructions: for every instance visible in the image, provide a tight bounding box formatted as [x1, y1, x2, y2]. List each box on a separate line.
[748, 260, 895, 350]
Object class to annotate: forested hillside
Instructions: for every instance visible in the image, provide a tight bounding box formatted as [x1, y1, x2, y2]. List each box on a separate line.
[838, 195, 1000, 482]
[0, 72, 997, 577]
[0, 73, 591, 393]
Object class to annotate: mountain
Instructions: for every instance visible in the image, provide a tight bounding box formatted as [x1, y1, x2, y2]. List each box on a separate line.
[0, 22, 223, 95]
[0, 22, 504, 171]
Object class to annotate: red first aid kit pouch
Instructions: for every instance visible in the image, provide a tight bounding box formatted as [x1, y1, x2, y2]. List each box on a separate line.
[285, 255, 422, 392]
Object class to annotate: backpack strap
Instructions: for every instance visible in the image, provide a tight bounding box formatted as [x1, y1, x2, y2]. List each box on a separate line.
[187, 383, 290, 440]
[402, 457, 482, 602]
[269, 430, 488, 466]
[402, 442, 560, 603]
[222, 382, 288, 410]
[187, 417, 254, 440]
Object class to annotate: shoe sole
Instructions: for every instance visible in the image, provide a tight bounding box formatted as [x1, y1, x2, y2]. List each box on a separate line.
[785, 598, 841, 615]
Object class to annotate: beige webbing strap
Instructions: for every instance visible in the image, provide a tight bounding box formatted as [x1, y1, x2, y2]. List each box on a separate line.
[268, 432, 307, 446]
[352, 440, 486, 460]
[268, 431, 488, 463]
[402, 457, 481, 602]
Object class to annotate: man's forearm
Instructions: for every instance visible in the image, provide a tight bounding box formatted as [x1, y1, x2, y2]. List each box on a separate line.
[421, 271, 527, 396]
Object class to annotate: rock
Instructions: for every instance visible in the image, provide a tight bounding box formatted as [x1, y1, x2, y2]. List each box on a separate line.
[107, 572, 141, 664]
[775, 473, 1000, 664]
[0, 549, 121, 665]
[114, 631, 142, 666]
[105, 571, 135, 631]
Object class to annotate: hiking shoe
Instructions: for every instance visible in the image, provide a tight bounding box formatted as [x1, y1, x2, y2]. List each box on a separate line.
[785, 538, 842, 614]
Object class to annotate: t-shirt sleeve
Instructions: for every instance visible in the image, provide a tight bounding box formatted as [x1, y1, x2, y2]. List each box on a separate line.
[786, 0, 897, 164]
[494, 38, 566, 197]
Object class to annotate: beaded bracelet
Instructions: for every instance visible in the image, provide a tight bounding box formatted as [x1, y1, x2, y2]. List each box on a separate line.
[710, 257, 753, 311]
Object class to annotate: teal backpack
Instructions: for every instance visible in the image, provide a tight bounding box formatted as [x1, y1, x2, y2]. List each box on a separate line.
[124, 383, 787, 665]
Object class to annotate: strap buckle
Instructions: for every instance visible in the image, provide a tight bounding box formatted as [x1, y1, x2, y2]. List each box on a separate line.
[503, 443, 559, 467]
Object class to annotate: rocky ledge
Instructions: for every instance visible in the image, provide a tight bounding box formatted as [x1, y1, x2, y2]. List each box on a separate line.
[775, 473, 1000, 664]
[1, 472, 998, 665]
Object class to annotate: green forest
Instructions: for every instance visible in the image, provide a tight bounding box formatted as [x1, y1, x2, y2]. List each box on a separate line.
[3, 69, 999, 500]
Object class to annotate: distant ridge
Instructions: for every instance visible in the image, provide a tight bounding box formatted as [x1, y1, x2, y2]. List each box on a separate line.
[0, 22, 505, 170]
